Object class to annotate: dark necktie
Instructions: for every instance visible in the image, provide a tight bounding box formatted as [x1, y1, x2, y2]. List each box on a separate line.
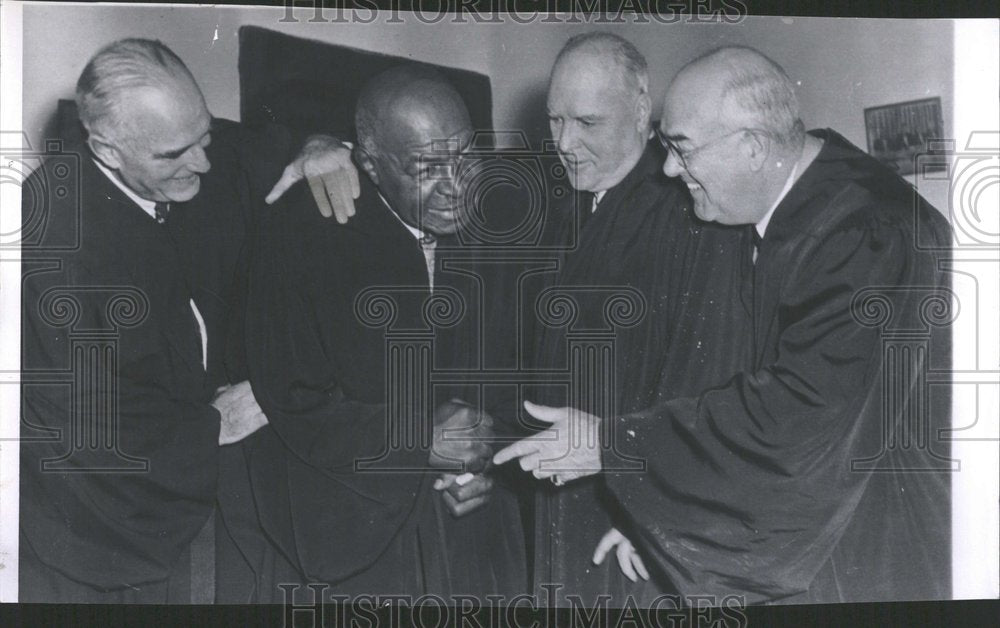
[154, 202, 170, 225]
[751, 227, 763, 263]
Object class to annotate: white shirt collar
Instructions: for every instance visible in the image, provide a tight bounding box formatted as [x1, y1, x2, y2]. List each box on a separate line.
[377, 192, 428, 241]
[92, 158, 158, 219]
[755, 161, 798, 239]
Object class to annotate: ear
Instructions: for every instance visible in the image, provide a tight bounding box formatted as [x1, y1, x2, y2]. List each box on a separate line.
[87, 133, 123, 170]
[353, 146, 380, 187]
[743, 131, 769, 172]
[635, 92, 652, 134]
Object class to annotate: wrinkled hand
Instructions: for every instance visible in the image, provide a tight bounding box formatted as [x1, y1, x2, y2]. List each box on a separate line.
[429, 399, 494, 473]
[265, 135, 360, 223]
[492, 400, 603, 485]
[214, 380, 269, 446]
[593, 527, 649, 583]
[433, 472, 494, 517]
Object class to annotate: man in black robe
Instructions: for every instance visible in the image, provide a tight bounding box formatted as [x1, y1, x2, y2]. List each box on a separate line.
[516, 33, 747, 607]
[235, 66, 525, 602]
[496, 45, 952, 604]
[19, 38, 343, 603]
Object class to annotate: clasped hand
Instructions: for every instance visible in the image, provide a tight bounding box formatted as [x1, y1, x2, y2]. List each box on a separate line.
[429, 399, 495, 517]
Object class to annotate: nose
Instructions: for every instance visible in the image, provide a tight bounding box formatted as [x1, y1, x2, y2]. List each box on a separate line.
[556, 122, 578, 156]
[662, 147, 684, 178]
[186, 145, 211, 174]
[435, 164, 462, 200]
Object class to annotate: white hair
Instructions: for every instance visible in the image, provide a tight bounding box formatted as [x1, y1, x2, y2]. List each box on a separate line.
[75, 38, 195, 145]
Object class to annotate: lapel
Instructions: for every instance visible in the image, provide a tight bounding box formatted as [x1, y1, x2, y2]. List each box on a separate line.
[81, 153, 205, 374]
[563, 144, 664, 282]
[748, 130, 844, 370]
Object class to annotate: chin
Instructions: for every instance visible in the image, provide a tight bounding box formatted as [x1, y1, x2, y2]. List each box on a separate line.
[429, 221, 459, 236]
[167, 179, 202, 203]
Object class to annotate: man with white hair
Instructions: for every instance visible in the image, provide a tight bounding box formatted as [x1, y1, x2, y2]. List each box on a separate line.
[517, 33, 747, 606]
[496, 45, 952, 604]
[20, 38, 344, 603]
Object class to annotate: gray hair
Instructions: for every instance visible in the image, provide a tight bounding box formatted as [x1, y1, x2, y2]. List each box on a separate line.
[693, 46, 805, 148]
[75, 38, 195, 144]
[554, 32, 649, 98]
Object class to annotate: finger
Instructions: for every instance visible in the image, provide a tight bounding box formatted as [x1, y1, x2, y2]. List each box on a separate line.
[519, 453, 541, 473]
[492, 440, 539, 466]
[633, 554, 650, 581]
[523, 400, 565, 424]
[348, 163, 361, 201]
[592, 530, 619, 565]
[324, 171, 355, 224]
[433, 473, 457, 491]
[265, 166, 298, 205]
[308, 175, 336, 220]
[441, 489, 489, 518]
[531, 465, 556, 480]
[617, 544, 639, 583]
[447, 475, 493, 502]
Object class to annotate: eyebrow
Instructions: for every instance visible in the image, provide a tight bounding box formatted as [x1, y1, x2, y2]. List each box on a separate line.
[153, 131, 209, 160]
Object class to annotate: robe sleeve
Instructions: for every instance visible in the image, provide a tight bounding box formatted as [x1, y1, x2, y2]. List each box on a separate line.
[20, 190, 219, 587]
[243, 184, 427, 471]
[604, 218, 940, 602]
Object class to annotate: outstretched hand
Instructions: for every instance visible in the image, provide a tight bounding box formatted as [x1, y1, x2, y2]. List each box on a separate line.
[492, 400, 603, 485]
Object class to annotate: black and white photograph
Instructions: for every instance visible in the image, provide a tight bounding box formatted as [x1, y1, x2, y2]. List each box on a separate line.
[0, 1, 997, 624]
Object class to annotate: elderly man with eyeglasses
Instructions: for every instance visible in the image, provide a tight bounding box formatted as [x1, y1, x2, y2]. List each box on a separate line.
[496, 45, 952, 605]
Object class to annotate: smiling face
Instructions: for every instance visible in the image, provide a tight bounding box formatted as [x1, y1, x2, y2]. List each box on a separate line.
[659, 64, 767, 225]
[95, 77, 212, 203]
[546, 50, 650, 193]
[361, 90, 472, 236]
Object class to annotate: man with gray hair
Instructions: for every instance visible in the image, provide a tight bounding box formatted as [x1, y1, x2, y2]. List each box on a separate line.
[302, 33, 747, 606]
[20, 37, 344, 603]
[510, 32, 748, 606]
[497, 45, 951, 604]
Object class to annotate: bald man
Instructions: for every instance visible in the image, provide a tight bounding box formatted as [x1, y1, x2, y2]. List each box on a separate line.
[496, 45, 952, 604]
[229, 65, 525, 601]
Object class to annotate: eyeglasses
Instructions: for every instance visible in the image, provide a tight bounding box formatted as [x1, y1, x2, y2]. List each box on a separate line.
[655, 127, 757, 169]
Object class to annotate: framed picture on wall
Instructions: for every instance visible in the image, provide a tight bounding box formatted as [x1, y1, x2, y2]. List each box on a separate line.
[864, 97, 948, 176]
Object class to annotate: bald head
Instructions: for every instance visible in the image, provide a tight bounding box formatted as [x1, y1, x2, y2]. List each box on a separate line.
[659, 46, 813, 224]
[355, 66, 471, 159]
[353, 65, 472, 235]
[668, 46, 804, 148]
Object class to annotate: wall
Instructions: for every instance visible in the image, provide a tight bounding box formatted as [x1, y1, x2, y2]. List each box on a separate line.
[23, 8, 954, 152]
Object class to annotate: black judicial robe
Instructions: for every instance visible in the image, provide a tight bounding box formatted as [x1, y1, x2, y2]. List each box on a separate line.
[523, 144, 747, 606]
[607, 130, 952, 604]
[19, 122, 286, 596]
[240, 177, 525, 599]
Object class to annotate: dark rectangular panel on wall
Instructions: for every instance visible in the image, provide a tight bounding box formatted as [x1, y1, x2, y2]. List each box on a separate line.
[238, 26, 494, 141]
